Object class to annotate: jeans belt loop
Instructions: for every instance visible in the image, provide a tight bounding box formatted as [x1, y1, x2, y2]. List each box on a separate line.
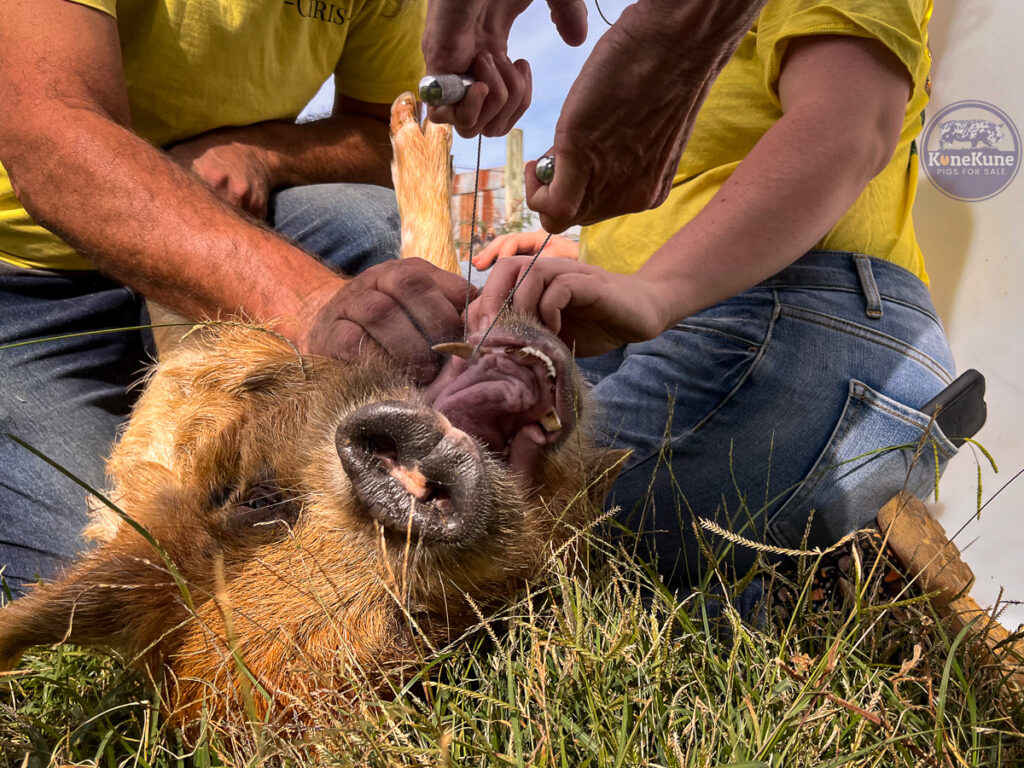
[853, 254, 883, 319]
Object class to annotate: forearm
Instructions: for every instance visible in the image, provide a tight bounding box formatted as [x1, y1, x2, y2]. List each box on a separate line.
[5, 107, 342, 341]
[636, 0, 764, 68]
[527, 0, 767, 231]
[638, 106, 891, 327]
[173, 113, 394, 190]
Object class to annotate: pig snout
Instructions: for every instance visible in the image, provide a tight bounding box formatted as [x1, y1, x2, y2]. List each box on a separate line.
[336, 400, 492, 543]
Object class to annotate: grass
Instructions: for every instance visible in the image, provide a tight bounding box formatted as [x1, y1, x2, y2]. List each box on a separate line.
[3, 525, 1023, 768]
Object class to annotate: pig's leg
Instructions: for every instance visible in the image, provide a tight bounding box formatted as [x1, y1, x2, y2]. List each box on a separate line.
[390, 93, 460, 274]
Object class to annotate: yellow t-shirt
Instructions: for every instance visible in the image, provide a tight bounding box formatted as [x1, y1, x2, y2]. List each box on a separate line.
[580, 0, 933, 284]
[0, 0, 425, 271]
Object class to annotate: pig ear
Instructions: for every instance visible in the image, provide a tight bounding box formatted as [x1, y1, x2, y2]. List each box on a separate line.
[586, 449, 631, 509]
[0, 552, 130, 670]
[0, 534, 189, 670]
[0, 579, 76, 671]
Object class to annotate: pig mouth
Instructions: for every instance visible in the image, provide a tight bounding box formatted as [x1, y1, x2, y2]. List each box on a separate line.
[335, 326, 577, 544]
[423, 326, 576, 473]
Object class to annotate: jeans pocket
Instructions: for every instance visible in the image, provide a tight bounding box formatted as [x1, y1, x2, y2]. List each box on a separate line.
[766, 379, 959, 550]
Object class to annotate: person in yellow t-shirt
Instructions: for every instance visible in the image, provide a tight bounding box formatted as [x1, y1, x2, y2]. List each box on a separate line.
[470, 0, 958, 592]
[0, 0, 477, 594]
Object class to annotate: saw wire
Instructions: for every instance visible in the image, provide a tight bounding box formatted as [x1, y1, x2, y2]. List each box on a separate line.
[472, 232, 552, 355]
[461, 0, 615, 341]
[462, 133, 554, 354]
[463, 134, 483, 336]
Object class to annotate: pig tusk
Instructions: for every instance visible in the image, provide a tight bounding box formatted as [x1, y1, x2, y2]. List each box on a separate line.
[432, 342, 476, 359]
[540, 409, 562, 433]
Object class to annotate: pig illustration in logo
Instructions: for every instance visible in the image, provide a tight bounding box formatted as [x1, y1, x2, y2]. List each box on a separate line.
[938, 119, 1004, 149]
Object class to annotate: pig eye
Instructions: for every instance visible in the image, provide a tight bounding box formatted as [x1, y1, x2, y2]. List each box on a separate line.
[227, 480, 300, 533]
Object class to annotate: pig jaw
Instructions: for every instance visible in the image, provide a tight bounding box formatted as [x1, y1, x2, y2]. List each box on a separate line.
[0, 321, 609, 731]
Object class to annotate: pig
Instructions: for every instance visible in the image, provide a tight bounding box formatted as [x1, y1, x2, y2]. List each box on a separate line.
[0, 94, 621, 730]
[0, 314, 617, 728]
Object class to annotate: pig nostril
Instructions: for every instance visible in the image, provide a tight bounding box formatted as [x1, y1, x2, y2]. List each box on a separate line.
[364, 434, 400, 464]
[336, 401, 487, 542]
[421, 482, 448, 505]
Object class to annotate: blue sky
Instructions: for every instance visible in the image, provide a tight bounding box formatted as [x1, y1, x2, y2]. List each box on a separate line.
[303, 0, 630, 173]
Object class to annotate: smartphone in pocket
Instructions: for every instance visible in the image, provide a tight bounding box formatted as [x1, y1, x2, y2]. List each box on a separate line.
[919, 369, 986, 447]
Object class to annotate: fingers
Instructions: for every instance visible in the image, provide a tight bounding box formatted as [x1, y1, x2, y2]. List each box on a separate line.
[545, 0, 588, 46]
[427, 81, 489, 136]
[467, 257, 526, 332]
[482, 56, 531, 137]
[172, 144, 272, 219]
[536, 271, 589, 333]
[471, 240, 501, 271]
[307, 260, 474, 384]
[467, 53, 509, 135]
[468, 256, 574, 335]
[348, 289, 445, 381]
[429, 53, 531, 138]
[374, 259, 470, 345]
[471, 231, 543, 270]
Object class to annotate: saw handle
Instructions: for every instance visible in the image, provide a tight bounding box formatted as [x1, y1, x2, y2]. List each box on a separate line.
[878, 494, 1024, 688]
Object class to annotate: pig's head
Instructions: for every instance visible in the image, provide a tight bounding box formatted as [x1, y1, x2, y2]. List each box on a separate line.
[0, 313, 619, 726]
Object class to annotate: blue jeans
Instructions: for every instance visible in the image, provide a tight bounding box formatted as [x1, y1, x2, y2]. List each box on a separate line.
[579, 250, 956, 592]
[0, 183, 400, 593]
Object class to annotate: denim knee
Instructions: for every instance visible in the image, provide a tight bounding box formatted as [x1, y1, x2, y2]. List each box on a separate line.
[0, 270, 146, 593]
[268, 183, 401, 276]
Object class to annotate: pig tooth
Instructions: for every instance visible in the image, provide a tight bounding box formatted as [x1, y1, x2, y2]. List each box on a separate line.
[540, 409, 562, 433]
[517, 346, 557, 380]
[431, 342, 475, 359]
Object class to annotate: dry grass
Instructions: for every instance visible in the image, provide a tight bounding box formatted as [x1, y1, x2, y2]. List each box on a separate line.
[3, 525, 1023, 768]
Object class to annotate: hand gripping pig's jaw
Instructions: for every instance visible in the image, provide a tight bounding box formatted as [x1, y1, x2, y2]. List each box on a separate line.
[336, 401, 496, 543]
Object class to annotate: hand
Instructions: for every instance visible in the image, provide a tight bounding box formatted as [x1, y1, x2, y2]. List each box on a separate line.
[301, 258, 476, 384]
[467, 256, 669, 357]
[471, 230, 578, 271]
[526, 0, 764, 233]
[167, 131, 274, 219]
[422, 0, 587, 137]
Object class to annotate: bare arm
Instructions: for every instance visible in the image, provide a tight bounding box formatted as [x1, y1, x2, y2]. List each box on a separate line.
[469, 35, 913, 355]
[0, 0, 342, 339]
[0, 0, 468, 381]
[525, 0, 767, 233]
[634, 34, 911, 326]
[166, 95, 395, 218]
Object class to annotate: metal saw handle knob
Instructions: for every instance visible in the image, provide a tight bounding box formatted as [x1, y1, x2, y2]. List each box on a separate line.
[535, 155, 555, 185]
[418, 74, 476, 107]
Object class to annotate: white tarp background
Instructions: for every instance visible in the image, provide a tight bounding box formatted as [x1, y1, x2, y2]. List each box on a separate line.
[919, 0, 1023, 628]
